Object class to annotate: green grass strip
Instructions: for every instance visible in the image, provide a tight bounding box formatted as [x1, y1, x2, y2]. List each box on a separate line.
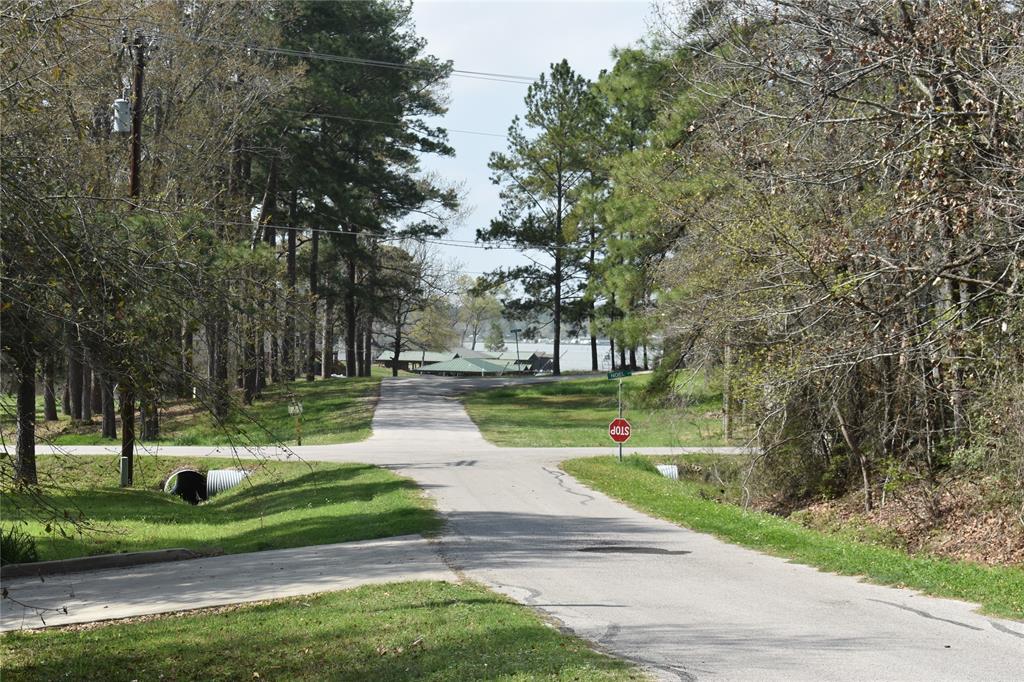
[2, 455, 439, 561]
[0, 581, 644, 681]
[563, 456, 1024, 620]
[463, 374, 726, 447]
[5, 375, 381, 447]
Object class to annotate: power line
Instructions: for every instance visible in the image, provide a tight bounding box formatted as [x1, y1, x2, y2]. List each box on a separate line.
[191, 35, 536, 85]
[277, 108, 506, 139]
[66, 12, 537, 85]
[210, 220, 584, 252]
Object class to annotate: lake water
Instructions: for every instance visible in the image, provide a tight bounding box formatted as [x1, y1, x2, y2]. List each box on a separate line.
[467, 340, 639, 372]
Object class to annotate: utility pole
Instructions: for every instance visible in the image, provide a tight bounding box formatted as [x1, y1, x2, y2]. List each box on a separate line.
[129, 34, 144, 201]
[120, 33, 145, 487]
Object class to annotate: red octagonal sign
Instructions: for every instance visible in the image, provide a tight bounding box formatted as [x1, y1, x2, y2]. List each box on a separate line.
[609, 418, 632, 443]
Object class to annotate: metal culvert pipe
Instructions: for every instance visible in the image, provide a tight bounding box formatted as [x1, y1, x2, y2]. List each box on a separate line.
[655, 464, 679, 480]
[205, 469, 250, 498]
[164, 469, 207, 505]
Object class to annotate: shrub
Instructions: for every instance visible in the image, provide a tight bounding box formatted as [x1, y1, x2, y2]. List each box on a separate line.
[1, 526, 39, 565]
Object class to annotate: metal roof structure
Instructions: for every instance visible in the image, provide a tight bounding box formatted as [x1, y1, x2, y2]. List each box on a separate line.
[413, 357, 514, 375]
[493, 351, 535, 363]
[376, 350, 455, 364]
[453, 347, 501, 359]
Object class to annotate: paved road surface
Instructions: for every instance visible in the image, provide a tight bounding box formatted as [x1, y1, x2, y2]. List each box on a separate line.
[1, 536, 454, 631]
[6, 377, 1023, 680]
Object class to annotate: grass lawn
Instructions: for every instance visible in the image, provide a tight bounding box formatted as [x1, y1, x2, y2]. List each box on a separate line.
[0, 581, 643, 681]
[1, 455, 439, 561]
[563, 456, 1024, 621]
[462, 373, 728, 447]
[3, 374, 381, 447]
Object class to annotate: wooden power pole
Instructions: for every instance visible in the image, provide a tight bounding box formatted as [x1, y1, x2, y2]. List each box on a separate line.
[120, 33, 145, 488]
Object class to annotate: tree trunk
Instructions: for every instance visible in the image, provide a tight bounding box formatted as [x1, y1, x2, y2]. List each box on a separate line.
[322, 301, 333, 379]
[141, 398, 159, 440]
[81, 361, 93, 422]
[619, 346, 626, 372]
[270, 329, 279, 384]
[553, 250, 562, 376]
[15, 353, 37, 485]
[243, 325, 257, 405]
[588, 228, 598, 372]
[43, 355, 58, 422]
[722, 343, 733, 440]
[283, 191, 298, 381]
[345, 253, 357, 377]
[67, 325, 83, 421]
[101, 377, 117, 439]
[362, 325, 372, 377]
[642, 344, 649, 371]
[305, 228, 319, 382]
[609, 338, 616, 370]
[206, 315, 229, 420]
[61, 381, 71, 416]
[393, 317, 402, 378]
[834, 399, 873, 512]
[180, 323, 194, 399]
[256, 329, 266, 393]
[91, 369, 103, 413]
[629, 347, 637, 370]
[119, 384, 135, 487]
[355, 320, 365, 377]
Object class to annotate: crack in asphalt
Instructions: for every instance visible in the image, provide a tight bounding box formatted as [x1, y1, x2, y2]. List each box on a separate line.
[989, 620, 1024, 639]
[577, 546, 691, 556]
[542, 466, 594, 505]
[869, 599, 983, 631]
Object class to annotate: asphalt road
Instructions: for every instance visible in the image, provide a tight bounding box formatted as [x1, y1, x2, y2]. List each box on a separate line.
[7, 376, 1024, 680]
[1, 536, 454, 631]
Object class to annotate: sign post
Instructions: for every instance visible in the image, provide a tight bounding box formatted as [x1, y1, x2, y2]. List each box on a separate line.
[609, 417, 632, 460]
[607, 370, 633, 461]
[288, 398, 303, 446]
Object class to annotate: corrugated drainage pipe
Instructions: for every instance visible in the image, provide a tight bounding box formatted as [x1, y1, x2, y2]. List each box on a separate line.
[164, 469, 207, 505]
[655, 464, 679, 480]
[206, 469, 250, 498]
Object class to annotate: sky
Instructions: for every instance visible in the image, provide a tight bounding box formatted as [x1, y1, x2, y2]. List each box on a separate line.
[408, 0, 655, 276]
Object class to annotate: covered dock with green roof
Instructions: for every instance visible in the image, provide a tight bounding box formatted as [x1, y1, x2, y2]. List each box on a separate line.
[412, 356, 519, 376]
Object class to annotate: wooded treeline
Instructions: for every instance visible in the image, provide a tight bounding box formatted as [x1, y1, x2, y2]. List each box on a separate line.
[2, 0, 460, 485]
[489, 0, 1023, 509]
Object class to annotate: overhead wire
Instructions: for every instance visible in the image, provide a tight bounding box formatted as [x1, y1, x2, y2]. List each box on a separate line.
[64, 11, 536, 85]
[210, 220, 587, 252]
[188, 35, 536, 85]
[276, 108, 506, 139]
[59, 12, 590, 259]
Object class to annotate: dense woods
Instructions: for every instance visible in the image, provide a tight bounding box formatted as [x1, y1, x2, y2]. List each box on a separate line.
[3, 0, 1022, 528]
[483, 0, 1023, 516]
[1, 1, 459, 485]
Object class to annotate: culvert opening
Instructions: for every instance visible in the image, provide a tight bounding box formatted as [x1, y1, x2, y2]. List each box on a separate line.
[577, 546, 691, 555]
[163, 468, 250, 505]
[164, 469, 207, 505]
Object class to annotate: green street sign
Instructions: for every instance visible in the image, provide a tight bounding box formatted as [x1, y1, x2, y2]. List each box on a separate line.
[607, 370, 633, 380]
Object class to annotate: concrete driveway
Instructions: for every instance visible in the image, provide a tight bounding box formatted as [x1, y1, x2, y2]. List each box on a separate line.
[7, 376, 1024, 680]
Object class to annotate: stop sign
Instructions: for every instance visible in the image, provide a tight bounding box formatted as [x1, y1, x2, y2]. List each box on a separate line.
[608, 418, 632, 443]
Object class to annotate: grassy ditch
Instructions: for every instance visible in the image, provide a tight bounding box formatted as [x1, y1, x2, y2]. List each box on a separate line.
[1, 455, 438, 561]
[463, 373, 727, 447]
[564, 455, 1024, 620]
[0, 581, 644, 681]
[4, 375, 381, 447]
